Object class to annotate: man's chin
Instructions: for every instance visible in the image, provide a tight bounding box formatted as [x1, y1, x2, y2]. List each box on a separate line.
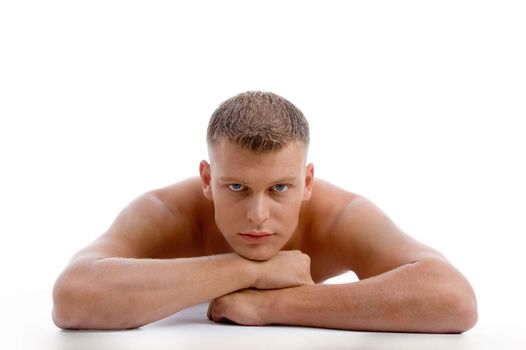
[235, 248, 278, 261]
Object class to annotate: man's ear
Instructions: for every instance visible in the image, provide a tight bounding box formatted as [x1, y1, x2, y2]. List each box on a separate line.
[303, 163, 314, 201]
[199, 160, 214, 200]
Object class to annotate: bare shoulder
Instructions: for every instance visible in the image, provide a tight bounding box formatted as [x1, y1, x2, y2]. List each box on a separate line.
[71, 177, 210, 262]
[304, 178, 360, 232]
[297, 178, 358, 279]
[305, 179, 443, 280]
[151, 176, 210, 220]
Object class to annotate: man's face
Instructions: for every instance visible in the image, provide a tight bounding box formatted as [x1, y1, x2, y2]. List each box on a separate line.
[199, 140, 314, 261]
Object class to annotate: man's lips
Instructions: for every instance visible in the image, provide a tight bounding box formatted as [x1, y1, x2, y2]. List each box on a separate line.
[240, 231, 274, 237]
[239, 232, 275, 241]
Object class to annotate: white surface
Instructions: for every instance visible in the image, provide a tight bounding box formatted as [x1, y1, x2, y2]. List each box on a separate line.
[1, 1, 525, 349]
[4, 274, 525, 350]
[4, 285, 525, 350]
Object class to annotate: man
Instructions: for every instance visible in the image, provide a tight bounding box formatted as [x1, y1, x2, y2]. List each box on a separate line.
[52, 91, 477, 333]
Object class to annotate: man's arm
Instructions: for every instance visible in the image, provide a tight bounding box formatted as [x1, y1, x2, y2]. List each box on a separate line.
[208, 196, 478, 333]
[52, 189, 313, 330]
[53, 254, 257, 330]
[210, 256, 476, 333]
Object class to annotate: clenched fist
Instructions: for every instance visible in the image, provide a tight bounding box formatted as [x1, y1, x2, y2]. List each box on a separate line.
[250, 250, 314, 290]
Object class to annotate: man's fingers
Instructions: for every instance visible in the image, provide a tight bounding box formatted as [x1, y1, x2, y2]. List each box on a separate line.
[208, 298, 225, 323]
[212, 302, 223, 323]
[207, 300, 215, 321]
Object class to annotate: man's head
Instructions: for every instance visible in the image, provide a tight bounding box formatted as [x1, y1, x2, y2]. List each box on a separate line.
[199, 91, 314, 261]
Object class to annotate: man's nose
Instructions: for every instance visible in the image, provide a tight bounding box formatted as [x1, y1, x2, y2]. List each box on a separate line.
[246, 194, 270, 225]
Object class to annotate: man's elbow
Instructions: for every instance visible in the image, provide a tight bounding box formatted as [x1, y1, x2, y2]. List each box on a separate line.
[421, 258, 478, 333]
[52, 303, 77, 330]
[52, 286, 141, 330]
[434, 279, 478, 334]
[52, 271, 141, 330]
[52, 278, 84, 330]
[450, 291, 478, 333]
[52, 275, 97, 330]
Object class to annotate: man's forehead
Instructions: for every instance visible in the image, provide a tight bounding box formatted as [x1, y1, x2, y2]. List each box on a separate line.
[217, 175, 299, 185]
[213, 154, 303, 182]
[208, 140, 307, 183]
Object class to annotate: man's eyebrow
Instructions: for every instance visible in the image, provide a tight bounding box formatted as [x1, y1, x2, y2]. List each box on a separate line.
[218, 176, 297, 184]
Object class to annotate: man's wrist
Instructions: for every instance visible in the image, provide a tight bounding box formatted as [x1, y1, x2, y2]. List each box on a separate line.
[230, 253, 259, 290]
[259, 288, 280, 325]
[261, 284, 315, 326]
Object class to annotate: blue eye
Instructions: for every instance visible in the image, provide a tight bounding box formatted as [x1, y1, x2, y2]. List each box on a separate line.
[272, 184, 289, 192]
[228, 184, 245, 192]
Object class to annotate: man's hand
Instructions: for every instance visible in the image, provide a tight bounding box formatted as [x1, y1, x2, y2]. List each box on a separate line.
[250, 250, 314, 290]
[207, 250, 314, 326]
[207, 289, 272, 326]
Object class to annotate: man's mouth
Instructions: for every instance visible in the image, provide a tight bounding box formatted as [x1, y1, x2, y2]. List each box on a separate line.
[239, 231, 275, 242]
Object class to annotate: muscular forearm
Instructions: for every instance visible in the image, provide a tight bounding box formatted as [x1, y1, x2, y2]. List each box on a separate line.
[265, 258, 478, 333]
[52, 254, 254, 330]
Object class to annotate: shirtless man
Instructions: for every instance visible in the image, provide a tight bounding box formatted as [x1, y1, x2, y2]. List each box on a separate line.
[52, 91, 478, 333]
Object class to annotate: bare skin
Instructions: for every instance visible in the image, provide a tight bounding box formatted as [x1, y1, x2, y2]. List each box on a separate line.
[52, 140, 478, 332]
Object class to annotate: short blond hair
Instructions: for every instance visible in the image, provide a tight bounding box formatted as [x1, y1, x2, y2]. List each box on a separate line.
[207, 91, 309, 153]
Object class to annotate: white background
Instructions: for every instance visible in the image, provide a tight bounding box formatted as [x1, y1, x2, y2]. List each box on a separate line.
[1, 0, 525, 347]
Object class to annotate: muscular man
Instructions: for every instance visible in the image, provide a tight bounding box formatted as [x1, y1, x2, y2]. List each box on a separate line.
[52, 91, 477, 332]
